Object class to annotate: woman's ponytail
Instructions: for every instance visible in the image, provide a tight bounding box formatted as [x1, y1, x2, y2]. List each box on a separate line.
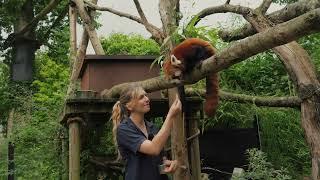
[112, 101, 122, 146]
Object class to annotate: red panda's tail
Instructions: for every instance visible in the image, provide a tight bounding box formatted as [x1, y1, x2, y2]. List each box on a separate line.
[204, 73, 219, 117]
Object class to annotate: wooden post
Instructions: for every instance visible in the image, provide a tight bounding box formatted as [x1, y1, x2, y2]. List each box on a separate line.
[8, 142, 14, 180]
[67, 117, 83, 180]
[60, 129, 69, 180]
[168, 88, 190, 180]
[186, 100, 201, 180]
[67, 2, 78, 96]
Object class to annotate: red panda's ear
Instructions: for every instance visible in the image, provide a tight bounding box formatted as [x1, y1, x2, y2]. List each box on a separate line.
[170, 55, 181, 66]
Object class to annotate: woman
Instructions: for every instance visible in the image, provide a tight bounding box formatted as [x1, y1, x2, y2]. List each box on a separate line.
[112, 84, 181, 180]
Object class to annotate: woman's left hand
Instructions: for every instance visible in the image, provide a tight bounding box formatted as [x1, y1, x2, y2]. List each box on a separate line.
[163, 159, 178, 173]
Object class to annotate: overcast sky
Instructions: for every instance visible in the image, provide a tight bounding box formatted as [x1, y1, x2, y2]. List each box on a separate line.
[78, 0, 284, 53]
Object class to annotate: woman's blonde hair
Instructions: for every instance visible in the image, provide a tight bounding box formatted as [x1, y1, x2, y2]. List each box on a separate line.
[111, 84, 145, 157]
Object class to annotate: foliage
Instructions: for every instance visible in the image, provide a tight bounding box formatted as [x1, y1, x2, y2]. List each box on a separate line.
[101, 33, 160, 55]
[220, 51, 294, 96]
[45, 25, 71, 65]
[0, 0, 69, 64]
[182, 15, 220, 45]
[32, 53, 69, 105]
[3, 51, 70, 179]
[258, 108, 311, 177]
[233, 148, 292, 180]
[299, 33, 320, 76]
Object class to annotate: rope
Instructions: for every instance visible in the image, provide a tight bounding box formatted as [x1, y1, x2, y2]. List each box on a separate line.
[187, 129, 200, 142]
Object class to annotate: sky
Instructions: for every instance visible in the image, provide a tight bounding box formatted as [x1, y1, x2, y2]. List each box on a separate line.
[79, 0, 284, 53]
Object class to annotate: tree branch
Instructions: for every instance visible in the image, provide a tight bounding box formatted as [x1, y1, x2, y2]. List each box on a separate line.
[133, 0, 164, 43]
[258, 0, 273, 15]
[190, 4, 252, 28]
[40, 4, 69, 45]
[101, 8, 320, 98]
[84, 0, 164, 43]
[4, 0, 61, 48]
[184, 88, 301, 107]
[133, 0, 148, 23]
[73, 0, 105, 55]
[70, 0, 98, 86]
[219, 0, 320, 41]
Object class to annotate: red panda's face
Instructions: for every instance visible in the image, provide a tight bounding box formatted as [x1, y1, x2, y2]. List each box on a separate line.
[163, 54, 185, 80]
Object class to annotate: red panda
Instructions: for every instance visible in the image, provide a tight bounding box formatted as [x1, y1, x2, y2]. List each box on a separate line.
[163, 38, 219, 117]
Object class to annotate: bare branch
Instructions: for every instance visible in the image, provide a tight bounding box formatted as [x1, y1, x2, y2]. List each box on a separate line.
[73, 0, 105, 54]
[258, 0, 273, 14]
[4, 0, 60, 48]
[190, 4, 252, 27]
[101, 8, 320, 98]
[70, 31, 89, 82]
[84, 0, 143, 23]
[133, 0, 148, 23]
[84, 0, 164, 43]
[132, 0, 164, 43]
[71, 0, 98, 82]
[68, 0, 98, 96]
[184, 88, 301, 107]
[219, 0, 320, 41]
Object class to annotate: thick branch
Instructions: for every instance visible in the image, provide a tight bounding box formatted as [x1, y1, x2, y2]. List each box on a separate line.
[73, 0, 105, 54]
[4, 0, 60, 48]
[84, 0, 164, 43]
[184, 88, 301, 107]
[219, 0, 320, 41]
[17, 0, 60, 35]
[67, 4, 78, 97]
[101, 9, 320, 98]
[190, 4, 252, 28]
[69, 0, 98, 92]
[258, 0, 273, 14]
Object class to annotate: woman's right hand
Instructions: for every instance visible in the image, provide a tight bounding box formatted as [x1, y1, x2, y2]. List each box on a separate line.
[167, 94, 182, 118]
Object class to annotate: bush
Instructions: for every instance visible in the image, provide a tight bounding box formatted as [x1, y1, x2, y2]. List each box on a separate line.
[233, 148, 292, 180]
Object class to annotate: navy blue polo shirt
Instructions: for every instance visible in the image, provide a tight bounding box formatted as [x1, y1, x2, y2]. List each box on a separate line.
[117, 118, 168, 180]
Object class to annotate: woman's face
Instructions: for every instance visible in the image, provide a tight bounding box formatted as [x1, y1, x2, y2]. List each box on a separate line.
[127, 90, 150, 114]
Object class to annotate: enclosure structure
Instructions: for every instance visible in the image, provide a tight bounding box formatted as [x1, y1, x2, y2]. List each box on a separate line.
[59, 55, 203, 179]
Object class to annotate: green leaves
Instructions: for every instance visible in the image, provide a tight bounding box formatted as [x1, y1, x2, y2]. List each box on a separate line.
[234, 148, 292, 180]
[101, 33, 160, 55]
[32, 53, 69, 105]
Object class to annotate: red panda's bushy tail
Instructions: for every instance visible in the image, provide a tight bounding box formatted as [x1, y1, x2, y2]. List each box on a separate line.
[204, 73, 219, 117]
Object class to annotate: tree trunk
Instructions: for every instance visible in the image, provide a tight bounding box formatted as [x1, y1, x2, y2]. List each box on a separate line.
[273, 43, 320, 180]
[246, 13, 320, 179]
[12, 0, 38, 81]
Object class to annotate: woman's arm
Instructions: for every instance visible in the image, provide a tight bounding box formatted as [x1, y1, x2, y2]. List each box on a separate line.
[139, 95, 181, 156]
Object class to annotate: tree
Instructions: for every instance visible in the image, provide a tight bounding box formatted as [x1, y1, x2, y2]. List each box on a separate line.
[0, 0, 68, 80]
